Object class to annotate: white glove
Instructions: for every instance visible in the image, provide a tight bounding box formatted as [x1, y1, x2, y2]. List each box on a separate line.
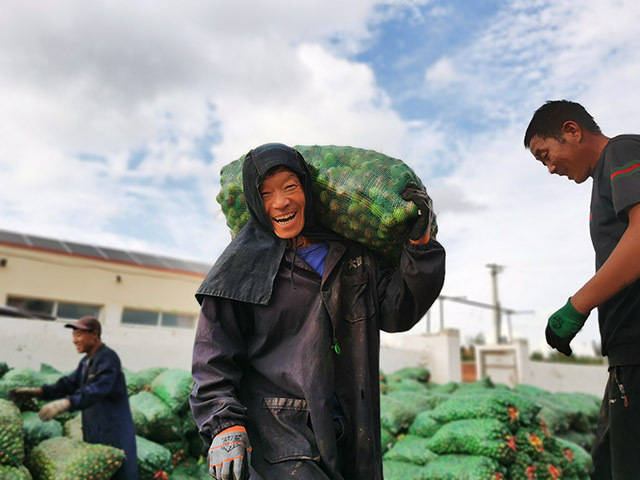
[38, 398, 71, 421]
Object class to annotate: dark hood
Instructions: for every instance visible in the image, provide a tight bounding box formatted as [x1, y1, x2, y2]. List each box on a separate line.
[196, 143, 339, 305]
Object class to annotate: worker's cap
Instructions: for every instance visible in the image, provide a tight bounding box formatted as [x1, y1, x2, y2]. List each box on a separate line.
[64, 316, 101, 336]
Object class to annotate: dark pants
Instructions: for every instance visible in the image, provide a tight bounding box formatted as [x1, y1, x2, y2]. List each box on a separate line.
[591, 365, 640, 479]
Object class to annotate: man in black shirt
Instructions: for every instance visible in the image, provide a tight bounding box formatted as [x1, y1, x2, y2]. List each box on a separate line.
[524, 100, 640, 479]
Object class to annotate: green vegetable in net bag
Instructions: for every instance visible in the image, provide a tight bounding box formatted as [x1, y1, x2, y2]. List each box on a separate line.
[0, 464, 32, 479]
[383, 434, 438, 465]
[129, 392, 182, 442]
[409, 411, 441, 438]
[0, 399, 24, 466]
[0, 368, 46, 411]
[125, 367, 167, 396]
[387, 367, 431, 384]
[508, 450, 566, 480]
[386, 378, 431, 393]
[429, 392, 540, 431]
[383, 460, 430, 480]
[427, 382, 459, 395]
[21, 412, 63, 453]
[515, 426, 559, 460]
[426, 418, 517, 465]
[380, 395, 420, 435]
[136, 435, 172, 480]
[385, 391, 436, 412]
[548, 392, 600, 433]
[450, 377, 494, 395]
[555, 437, 592, 477]
[63, 415, 82, 441]
[422, 454, 507, 480]
[27, 437, 124, 480]
[162, 439, 190, 467]
[170, 459, 210, 480]
[217, 145, 436, 264]
[150, 369, 193, 414]
[0, 363, 9, 379]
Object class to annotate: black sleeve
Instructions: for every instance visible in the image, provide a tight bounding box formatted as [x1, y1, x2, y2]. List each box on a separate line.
[375, 238, 445, 332]
[40, 363, 82, 401]
[189, 296, 249, 446]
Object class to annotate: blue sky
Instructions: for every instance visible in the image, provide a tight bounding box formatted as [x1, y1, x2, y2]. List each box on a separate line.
[3, 0, 640, 355]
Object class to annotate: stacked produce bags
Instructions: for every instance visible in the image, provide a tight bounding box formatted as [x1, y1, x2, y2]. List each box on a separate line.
[1, 360, 599, 479]
[380, 368, 597, 480]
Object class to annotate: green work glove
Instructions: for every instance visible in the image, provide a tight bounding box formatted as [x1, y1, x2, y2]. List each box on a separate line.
[38, 398, 71, 421]
[209, 425, 251, 480]
[545, 298, 589, 356]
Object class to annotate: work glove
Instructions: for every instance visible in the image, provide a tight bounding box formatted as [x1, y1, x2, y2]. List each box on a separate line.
[400, 183, 437, 241]
[38, 398, 71, 421]
[8, 387, 41, 402]
[545, 298, 589, 356]
[209, 425, 251, 480]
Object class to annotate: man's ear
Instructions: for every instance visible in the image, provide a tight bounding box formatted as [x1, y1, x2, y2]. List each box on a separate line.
[561, 120, 583, 142]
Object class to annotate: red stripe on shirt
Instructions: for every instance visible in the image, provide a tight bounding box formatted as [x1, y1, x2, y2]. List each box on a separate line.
[611, 163, 640, 180]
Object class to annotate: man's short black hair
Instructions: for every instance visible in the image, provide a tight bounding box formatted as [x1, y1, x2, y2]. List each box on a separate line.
[524, 100, 602, 148]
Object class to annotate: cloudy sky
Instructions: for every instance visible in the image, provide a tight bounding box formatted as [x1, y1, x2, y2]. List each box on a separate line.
[3, 0, 640, 355]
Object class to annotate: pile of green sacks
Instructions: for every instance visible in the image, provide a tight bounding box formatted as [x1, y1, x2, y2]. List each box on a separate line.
[217, 145, 437, 264]
[1, 360, 599, 480]
[380, 367, 596, 480]
[0, 363, 206, 480]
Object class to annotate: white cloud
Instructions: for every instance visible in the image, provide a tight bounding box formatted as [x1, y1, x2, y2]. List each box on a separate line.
[424, 57, 458, 89]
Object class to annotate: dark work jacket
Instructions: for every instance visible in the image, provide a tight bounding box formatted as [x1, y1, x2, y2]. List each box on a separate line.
[190, 238, 445, 480]
[41, 344, 138, 480]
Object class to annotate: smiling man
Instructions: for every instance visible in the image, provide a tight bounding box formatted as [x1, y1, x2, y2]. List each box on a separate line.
[9, 316, 137, 479]
[190, 143, 445, 480]
[524, 100, 640, 479]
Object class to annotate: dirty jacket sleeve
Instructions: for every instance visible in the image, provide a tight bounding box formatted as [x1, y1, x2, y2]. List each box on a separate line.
[190, 296, 249, 445]
[376, 238, 445, 332]
[40, 365, 82, 401]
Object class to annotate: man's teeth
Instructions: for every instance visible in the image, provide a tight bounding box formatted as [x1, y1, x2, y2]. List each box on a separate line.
[274, 212, 296, 223]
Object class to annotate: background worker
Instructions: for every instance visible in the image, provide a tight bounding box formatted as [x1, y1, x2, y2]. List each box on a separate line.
[9, 316, 137, 480]
[190, 143, 445, 480]
[524, 100, 640, 479]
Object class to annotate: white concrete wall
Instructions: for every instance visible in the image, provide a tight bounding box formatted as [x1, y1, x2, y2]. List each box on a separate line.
[525, 361, 608, 397]
[380, 329, 461, 383]
[0, 315, 196, 373]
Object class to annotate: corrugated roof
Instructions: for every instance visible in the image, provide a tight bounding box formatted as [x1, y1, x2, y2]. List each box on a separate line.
[0, 228, 210, 275]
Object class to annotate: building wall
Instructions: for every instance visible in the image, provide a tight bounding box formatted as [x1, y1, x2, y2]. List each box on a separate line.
[0, 243, 204, 329]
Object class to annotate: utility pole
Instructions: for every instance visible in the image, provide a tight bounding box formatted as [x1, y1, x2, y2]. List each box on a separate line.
[486, 263, 505, 344]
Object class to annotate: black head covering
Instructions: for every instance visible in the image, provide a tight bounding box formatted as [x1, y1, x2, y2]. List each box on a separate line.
[196, 143, 340, 305]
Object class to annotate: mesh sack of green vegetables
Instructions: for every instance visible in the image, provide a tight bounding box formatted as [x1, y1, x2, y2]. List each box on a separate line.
[548, 392, 599, 433]
[555, 437, 592, 477]
[422, 454, 507, 480]
[27, 437, 124, 480]
[515, 426, 559, 460]
[0, 399, 24, 466]
[385, 390, 436, 412]
[63, 414, 82, 441]
[217, 145, 436, 264]
[125, 367, 167, 396]
[387, 366, 431, 384]
[408, 411, 441, 438]
[509, 449, 567, 480]
[425, 418, 517, 465]
[150, 369, 193, 414]
[129, 392, 182, 442]
[557, 431, 596, 452]
[38, 364, 63, 385]
[0, 368, 47, 411]
[383, 460, 430, 480]
[136, 435, 172, 480]
[21, 412, 63, 453]
[170, 458, 209, 480]
[385, 378, 431, 393]
[450, 377, 494, 395]
[380, 395, 421, 435]
[427, 382, 459, 395]
[383, 434, 438, 465]
[162, 439, 189, 467]
[429, 392, 540, 431]
[0, 464, 32, 480]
